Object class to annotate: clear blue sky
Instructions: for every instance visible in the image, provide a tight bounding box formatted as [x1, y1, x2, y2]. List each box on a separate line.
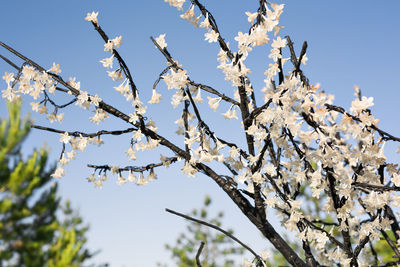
[1, 1, 400, 266]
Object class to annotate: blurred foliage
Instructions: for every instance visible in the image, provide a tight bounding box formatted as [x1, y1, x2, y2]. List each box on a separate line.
[161, 195, 245, 267]
[0, 101, 105, 267]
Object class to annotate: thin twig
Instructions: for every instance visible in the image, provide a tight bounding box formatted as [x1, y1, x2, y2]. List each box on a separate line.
[43, 90, 77, 109]
[296, 41, 308, 71]
[32, 125, 137, 138]
[0, 54, 19, 70]
[325, 103, 400, 143]
[88, 157, 178, 173]
[91, 22, 138, 99]
[189, 81, 239, 106]
[354, 182, 400, 192]
[190, 0, 234, 60]
[195, 241, 205, 267]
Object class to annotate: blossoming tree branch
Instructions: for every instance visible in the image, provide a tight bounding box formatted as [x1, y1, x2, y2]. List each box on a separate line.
[2, 0, 400, 266]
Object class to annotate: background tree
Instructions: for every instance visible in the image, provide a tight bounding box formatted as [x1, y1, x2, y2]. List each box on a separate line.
[163, 195, 245, 267]
[0, 101, 99, 267]
[163, 195, 304, 267]
[1, 1, 400, 266]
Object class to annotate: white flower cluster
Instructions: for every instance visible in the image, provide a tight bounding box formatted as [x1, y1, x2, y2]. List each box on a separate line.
[51, 132, 105, 179]
[1, 60, 110, 179]
[84, 11, 99, 24]
[163, 69, 189, 90]
[86, 165, 158, 187]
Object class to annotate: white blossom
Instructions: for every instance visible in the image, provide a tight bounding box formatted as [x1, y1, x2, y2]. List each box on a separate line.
[207, 96, 222, 111]
[148, 90, 162, 104]
[51, 165, 65, 178]
[164, 0, 185, 11]
[84, 11, 99, 24]
[100, 55, 114, 69]
[59, 132, 71, 144]
[155, 34, 167, 49]
[350, 96, 374, 114]
[204, 30, 219, 43]
[163, 69, 189, 89]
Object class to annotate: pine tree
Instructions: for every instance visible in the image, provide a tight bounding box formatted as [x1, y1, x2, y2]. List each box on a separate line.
[0, 101, 98, 266]
[163, 196, 245, 267]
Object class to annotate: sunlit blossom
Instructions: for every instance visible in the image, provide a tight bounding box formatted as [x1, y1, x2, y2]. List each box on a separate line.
[84, 11, 99, 24]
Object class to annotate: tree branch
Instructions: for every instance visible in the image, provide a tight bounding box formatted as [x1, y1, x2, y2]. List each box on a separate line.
[325, 104, 400, 143]
[31, 125, 137, 138]
[91, 22, 138, 99]
[166, 208, 262, 262]
[88, 157, 178, 173]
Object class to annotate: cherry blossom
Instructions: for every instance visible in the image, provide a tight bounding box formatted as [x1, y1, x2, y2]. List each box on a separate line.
[204, 30, 219, 43]
[148, 90, 163, 104]
[164, 0, 185, 11]
[100, 55, 114, 69]
[155, 33, 167, 49]
[84, 11, 98, 24]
